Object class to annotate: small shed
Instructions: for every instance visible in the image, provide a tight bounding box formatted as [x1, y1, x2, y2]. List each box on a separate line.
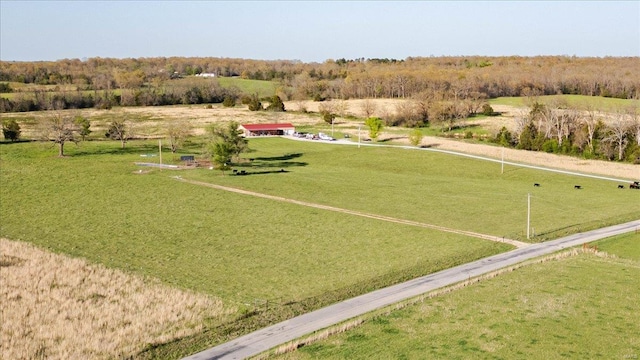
[240, 123, 295, 137]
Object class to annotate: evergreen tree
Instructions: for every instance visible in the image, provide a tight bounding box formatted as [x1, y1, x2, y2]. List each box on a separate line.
[2, 119, 21, 141]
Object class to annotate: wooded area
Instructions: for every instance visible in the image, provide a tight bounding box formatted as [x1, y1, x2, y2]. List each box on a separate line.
[1, 56, 639, 163]
[0, 56, 638, 113]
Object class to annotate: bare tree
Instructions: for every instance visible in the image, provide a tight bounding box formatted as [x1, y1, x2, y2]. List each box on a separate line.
[580, 102, 602, 154]
[603, 113, 631, 161]
[105, 119, 131, 148]
[167, 122, 191, 153]
[40, 113, 80, 157]
[360, 99, 377, 118]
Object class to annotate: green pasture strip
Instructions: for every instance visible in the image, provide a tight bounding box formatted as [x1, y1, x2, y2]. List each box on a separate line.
[489, 95, 639, 110]
[279, 253, 640, 360]
[215, 77, 278, 98]
[1, 139, 513, 358]
[0, 140, 509, 305]
[184, 137, 640, 242]
[595, 231, 640, 261]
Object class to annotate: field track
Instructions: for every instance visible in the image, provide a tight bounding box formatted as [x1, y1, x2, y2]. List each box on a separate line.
[172, 176, 528, 248]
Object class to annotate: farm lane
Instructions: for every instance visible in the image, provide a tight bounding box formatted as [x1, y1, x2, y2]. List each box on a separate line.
[183, 219, 640, 360]
[171, 176, 528, 248]
[286, 136, 636, 183]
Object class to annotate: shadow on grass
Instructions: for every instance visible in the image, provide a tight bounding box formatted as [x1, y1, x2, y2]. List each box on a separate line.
[231, 169, 290, 176]
[0, 139, 37, 145]
[378, 137, 404, 143]
[250, 153, 303, 161]
[233, 152, 307, 170]
[70, 143, 162, 157]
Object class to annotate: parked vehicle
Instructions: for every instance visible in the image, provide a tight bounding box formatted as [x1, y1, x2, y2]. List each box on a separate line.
[318, 132, 336, 141]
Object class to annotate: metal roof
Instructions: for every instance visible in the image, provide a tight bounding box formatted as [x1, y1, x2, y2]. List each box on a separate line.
[241, 123, 295, 131]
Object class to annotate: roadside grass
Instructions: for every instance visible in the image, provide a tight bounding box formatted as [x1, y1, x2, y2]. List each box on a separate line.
[186, 137, 639, 241]
[595, 231, 640, 260]
[272, 249, 640, 360]
[0, 238, 230, 360]
[489, 95, 639, 110]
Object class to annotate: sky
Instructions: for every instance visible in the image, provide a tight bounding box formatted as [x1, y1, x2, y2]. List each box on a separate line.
[1, 1, 639, 62]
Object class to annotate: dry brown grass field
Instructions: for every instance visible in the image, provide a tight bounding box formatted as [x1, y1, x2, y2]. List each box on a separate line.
[4, 99, 640, 179]
[4, 98, 638, 180]
[0, 238, 232, 360]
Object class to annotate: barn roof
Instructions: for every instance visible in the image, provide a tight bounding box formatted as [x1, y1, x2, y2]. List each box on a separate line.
[241, 123, 295, 131]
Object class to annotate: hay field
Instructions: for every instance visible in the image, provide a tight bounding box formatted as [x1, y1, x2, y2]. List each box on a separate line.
[0, 238, 231, 360]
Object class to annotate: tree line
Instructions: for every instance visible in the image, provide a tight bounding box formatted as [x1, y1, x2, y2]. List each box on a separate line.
[1, 56, 638, 113]
[490, 99, 640, 163]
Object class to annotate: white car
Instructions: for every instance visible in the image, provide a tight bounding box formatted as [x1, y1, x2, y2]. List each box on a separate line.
[318, 132, 335, 141]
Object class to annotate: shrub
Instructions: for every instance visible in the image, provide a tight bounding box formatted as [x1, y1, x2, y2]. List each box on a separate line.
[542, 139, 559, 153]
[222, 96, 235, 108]
[266, 95, 285, 112]
[2, 119, 21, 141]
[481, 103, 495, 116]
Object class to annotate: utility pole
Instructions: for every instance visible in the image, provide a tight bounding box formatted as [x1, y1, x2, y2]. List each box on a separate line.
[527, 193, 531, 240]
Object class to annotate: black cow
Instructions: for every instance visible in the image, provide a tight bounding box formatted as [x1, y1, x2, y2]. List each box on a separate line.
[574, 185, 582, 189]
[534, 183, 540, 187]
[618, 185, 625, 189]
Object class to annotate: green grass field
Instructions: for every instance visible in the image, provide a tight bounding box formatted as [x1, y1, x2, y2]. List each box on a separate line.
[277, 249, 640, 359]
[489, 95, 639, 111]
[0, 140, 512, 305]
[186, 138, 639, 241]
[215, 77, 278, 98]
[0, 77, 277, 100]
[2, 137, 638, 358]
[596, 231, 640, 261]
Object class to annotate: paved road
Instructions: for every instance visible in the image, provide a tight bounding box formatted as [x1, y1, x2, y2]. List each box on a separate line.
[183, 219, 640, 360]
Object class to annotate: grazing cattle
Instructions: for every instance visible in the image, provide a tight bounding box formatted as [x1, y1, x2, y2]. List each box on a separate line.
[574, 185, 582, 189]
[618, 185, 625, 189]
[534, 183, 540, 187]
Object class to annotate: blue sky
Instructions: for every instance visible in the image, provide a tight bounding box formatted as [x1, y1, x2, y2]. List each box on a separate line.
[1, 1, 638, 62]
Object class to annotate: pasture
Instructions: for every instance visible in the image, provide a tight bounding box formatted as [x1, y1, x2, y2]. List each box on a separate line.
[1, 139, 514, 357]
[274, 237, 640, 359]
[1, 136, 637, 358]
[489, 94, 639, 111]
[187, 137, 639, 241]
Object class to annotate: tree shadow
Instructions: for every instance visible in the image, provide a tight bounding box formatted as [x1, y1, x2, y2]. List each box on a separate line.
[232, 152, 307, 171]
[70, 143, 162, 156]
[233, 160, 307, 169]
[0, 139, 36, 145]
[378, 137, 404, 143]
[231, 168, 290, 176]
[250, 153, 303, 161]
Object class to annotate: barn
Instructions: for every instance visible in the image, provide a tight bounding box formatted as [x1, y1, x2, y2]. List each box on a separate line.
[240, 123, 296, 137]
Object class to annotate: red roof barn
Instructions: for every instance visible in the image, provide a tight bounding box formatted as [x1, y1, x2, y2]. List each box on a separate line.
[240, 123, 295, 137]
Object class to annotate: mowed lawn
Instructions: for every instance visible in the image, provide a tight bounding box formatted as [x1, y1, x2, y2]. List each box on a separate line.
[186, 137, 639, 241]
[277, 234, 640, 359]
[0, 140, 510, 306]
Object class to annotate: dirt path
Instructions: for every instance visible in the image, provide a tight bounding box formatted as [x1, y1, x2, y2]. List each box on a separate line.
[172, 176, 528, 248]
